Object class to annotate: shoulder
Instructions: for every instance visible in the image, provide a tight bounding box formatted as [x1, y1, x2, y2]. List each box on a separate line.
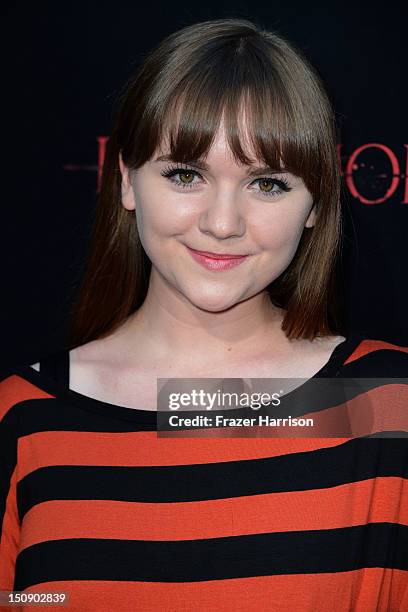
[342, 334, 408, 376]
[0, 366, 52, 424]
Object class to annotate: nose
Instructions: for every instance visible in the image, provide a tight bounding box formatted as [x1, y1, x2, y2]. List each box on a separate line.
[198, 188, 246, 240]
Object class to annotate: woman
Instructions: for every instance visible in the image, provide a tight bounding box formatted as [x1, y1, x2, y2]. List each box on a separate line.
[1, 18, 407, 611]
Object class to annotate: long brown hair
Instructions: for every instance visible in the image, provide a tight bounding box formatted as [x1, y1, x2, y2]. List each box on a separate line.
[68, 17, 345, 349]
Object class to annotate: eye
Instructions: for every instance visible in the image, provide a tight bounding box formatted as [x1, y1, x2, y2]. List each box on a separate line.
[160, 164, 292, 199]
[160, 164, 201, 189]
[255, 177, 292, 198]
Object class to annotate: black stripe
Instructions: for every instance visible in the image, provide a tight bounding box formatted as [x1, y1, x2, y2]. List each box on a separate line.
[7, 398, 156, 432]
[17, 437, 408, 519]
[366, 430, 408, 438]
[14, 523, 408, 591]
[7, 364, 408, 435]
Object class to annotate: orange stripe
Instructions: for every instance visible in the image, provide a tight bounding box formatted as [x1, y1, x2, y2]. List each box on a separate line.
[0, 468, 19, 590]
[344, 338, 408, 365]
[345, 383, 408, 436]
[19, 477, 408, 550]
[0, 375, 53, 420]
[20, 568, 408, 611]
[17, 430, 352, 478]
[17, 380, 408, 481]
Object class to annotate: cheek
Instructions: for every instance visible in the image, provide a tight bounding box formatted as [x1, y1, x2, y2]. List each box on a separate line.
[251, 209, 307, 255]
[136, 192, 194, 239]
[250, 215, 308, 288]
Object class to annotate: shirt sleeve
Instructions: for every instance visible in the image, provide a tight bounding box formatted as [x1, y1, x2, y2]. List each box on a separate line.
[0, 378, 20, 592]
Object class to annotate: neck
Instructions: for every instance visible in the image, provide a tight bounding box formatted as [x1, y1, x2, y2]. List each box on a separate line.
[111, 272, 288, 366]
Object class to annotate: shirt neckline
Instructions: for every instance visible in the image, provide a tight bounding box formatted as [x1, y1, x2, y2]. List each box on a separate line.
[15, 331, 365, 424]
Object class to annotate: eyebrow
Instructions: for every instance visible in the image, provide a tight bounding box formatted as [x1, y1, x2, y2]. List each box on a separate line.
[154, 154, 287, 177]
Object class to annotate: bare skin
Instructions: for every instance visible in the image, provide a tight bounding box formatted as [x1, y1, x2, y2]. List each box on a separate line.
[64, 325, 345, 410]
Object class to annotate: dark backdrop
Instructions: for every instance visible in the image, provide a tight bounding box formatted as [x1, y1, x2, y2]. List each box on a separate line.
[2, 1, 408, 373]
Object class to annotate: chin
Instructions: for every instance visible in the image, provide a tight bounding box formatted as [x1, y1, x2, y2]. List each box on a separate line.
[186, 293, 244, 313]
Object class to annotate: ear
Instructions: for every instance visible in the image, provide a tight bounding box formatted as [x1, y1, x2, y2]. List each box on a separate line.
[304, 202, 317, 228]
[119, 151, 136, 211]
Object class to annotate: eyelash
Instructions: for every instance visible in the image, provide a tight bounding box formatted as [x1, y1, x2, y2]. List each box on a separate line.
[160, 164, 292, 199]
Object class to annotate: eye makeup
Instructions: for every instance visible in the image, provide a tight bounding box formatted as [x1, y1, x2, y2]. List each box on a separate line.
[159, 163, 293, 199]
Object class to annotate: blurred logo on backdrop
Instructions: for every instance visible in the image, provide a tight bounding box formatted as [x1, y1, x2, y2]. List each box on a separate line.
[62, 139, 408, 205]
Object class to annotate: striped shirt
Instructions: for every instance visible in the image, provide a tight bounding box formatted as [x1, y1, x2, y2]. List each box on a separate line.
[1, 331, 407, 611]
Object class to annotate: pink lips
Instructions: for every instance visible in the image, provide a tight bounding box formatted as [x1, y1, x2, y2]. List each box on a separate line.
[186, 246, 249, 271]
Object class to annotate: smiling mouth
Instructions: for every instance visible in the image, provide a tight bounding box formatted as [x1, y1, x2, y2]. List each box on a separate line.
[186, 246, 248, 259]
[185, 245, 249, 271]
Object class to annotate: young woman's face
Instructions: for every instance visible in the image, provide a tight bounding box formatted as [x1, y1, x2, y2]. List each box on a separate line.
[119, 120, 316, 313]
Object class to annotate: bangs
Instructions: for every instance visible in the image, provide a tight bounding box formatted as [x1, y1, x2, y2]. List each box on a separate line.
[148, 43, 325, 191]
